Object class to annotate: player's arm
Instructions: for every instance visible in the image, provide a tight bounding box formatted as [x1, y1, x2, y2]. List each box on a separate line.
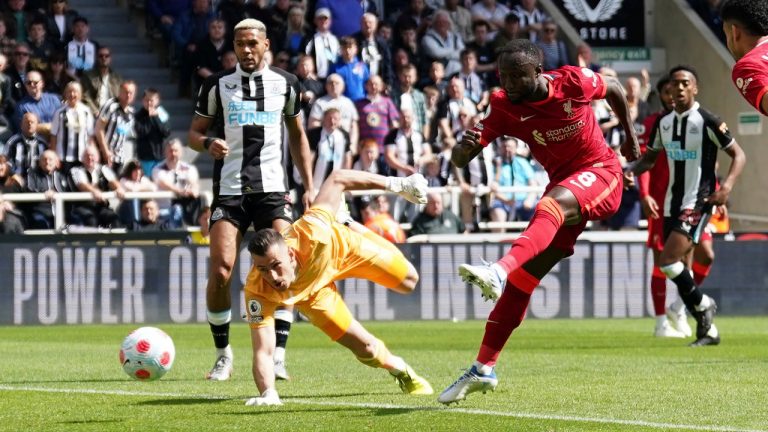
[708, 141, 745, 206]
[248, 324, 277, 398]
[451, 129, 484, 168]
[626, 147, 660, 177]
[311, 169, 428, 215]
[603, 75, 640, 161]
[285, 115, 315, 209]
[188, 114, 228, 159]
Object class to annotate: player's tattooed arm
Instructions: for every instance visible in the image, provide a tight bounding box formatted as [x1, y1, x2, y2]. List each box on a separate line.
[603, 75, 641, 161]
[452, 130, 484, 168]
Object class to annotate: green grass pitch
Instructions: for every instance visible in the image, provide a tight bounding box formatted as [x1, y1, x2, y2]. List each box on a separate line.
[0, 318, 766, 432]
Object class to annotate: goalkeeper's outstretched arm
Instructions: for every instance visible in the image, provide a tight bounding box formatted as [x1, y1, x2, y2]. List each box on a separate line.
[311, 169, 428, 215]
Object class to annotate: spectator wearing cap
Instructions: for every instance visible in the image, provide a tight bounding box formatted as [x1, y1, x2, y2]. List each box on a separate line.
[45, 0, 80, 45]
[421, 10, 465, 77]
[315, 0, 363, 38]
[303, 7, 339, 80]
[80, 46, 123, 115]
[66, 16, 98, 76]
[15, 70, 61, 136]
[443, 0, 474, 44]
[330, 37, 369, 102]
[353, 13, 393, 88]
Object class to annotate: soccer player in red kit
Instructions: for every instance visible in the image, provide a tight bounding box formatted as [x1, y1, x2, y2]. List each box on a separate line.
[438, 39, 640, 404]
[721, 0, 768, 114]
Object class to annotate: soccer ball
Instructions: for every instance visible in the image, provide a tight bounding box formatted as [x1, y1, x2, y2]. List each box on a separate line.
[120, 327, 175, 381]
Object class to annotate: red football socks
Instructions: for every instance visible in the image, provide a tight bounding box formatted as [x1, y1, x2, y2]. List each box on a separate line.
[692, 261, 712, 286]
[477, 268, 540, 366]
[497, 197, 565, 274]
[650, 266, 667, 316]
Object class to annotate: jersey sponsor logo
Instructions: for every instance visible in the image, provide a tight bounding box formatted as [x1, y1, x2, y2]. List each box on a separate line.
[247, 299, 263, 323]
[532, 129, 546, 146]
[521, 114, 536, 121]
[541, 119, 585, 143]
[563, 100, 574, 118]
[563, 0, 623, 23]
[664, 141, 697, 160]
[227, 101, 281, 127]
[211, 207, 224, 221]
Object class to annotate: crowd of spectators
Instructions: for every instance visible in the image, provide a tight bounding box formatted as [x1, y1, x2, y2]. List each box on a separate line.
[0, 0, 189, 234]
[0, 0, 659, 239]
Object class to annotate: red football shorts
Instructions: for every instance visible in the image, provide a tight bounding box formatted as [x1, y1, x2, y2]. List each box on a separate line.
[547, 162, 623, 256]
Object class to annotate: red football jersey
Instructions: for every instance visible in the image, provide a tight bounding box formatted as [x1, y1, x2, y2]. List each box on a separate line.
[637, 110, 669, 203]
[732, 39, 768, 115]
[474, 66, 618, 182]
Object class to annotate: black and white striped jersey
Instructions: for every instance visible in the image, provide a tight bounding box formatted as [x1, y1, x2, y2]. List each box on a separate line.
[648, 102, 734, 216]
[97, 98, 135, 165]
[4, 132, 48, 177]
[195, 64, 301, 196]
[51, 102, 95, 165]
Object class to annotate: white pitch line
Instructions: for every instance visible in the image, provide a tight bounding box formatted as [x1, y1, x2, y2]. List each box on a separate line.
[0, 385, 764, 432]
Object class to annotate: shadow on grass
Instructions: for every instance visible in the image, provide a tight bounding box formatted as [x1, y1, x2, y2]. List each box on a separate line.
[230, 406, 437, 416]
[59, 419, 123, 425]
[135, 398, 229, 406]
[282, 392, 380, 399]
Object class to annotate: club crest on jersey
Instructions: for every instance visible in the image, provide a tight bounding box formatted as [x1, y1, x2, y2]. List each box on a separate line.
[247, 300, 263, 323]
[532, 130, 546, 146]
[211, 207, 224, 221]
[563, 100, 574, 118]
[736, 77, 753, 96]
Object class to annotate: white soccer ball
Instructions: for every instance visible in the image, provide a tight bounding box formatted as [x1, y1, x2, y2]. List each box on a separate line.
[119, 326, 175, 381]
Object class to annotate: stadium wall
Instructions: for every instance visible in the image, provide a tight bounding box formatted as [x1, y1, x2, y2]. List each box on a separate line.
[2, 240, 766, 325]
